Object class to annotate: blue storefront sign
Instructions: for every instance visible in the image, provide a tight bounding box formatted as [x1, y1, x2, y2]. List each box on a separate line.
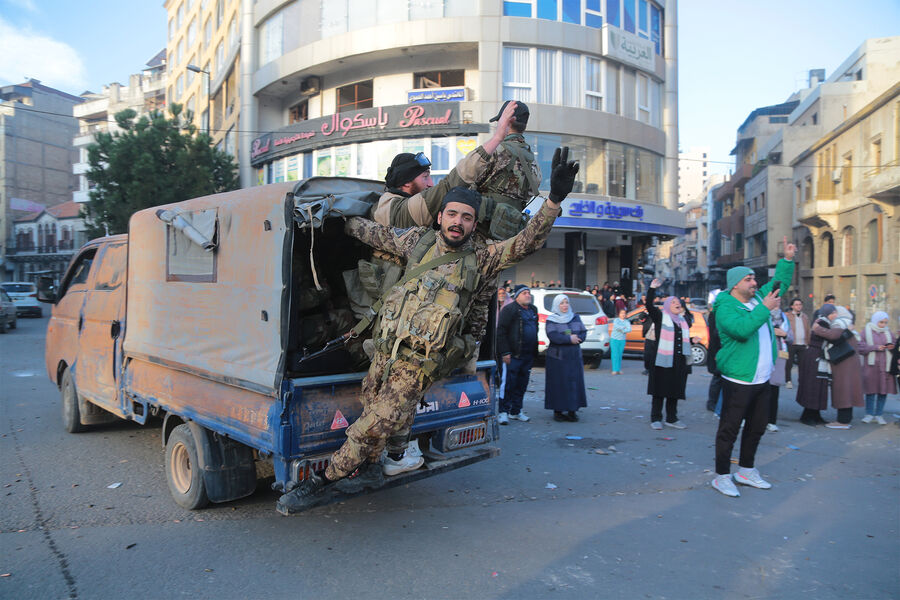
[407, 87, 467, 103]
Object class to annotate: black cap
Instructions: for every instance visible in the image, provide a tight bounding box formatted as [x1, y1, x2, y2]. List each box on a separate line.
[385, 152, 431, 188]
[441, 186, 482, 217]
[512, 284, 531, 299]
[489, 100, 529, 125]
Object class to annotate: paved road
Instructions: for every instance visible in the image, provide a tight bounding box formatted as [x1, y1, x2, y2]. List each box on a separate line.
[2, 315, 898, 599]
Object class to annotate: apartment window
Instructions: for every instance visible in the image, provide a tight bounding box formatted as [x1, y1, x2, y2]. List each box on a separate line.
[650, 3, 661, 54]
[586, 0, 602, 26]
[536, 49, 556, 104]
[842, 153, 852, 193]
[168, 18, 175, 40]
[186, 56, 196, 84]
[502, 46, 532, 101]
[289, 100, 308, 124]
[606, 0, 620, 26]
[606, 62, 619, 114]
[841, 226, 855, 266]
[561, 52, 580, 107]
[823, 232, 834, 267]
[804, 175, 812, 202]
[176, 74, 184, 98]
[337, 80, 373, 112]
[204, 17, 212, 48]
[414, 70, 464, 88]
[177, 3, 184, 28]
[187, 96, 196, 116]
[215, 41, 224, 77]
[228, 16, 238, 49]
[811, 112, 818, 125]
[259, 10, 284, 65]
[584, 57, 603, 109]
[216, 0, 224, 28]
[623, 0, 635, 32]
[866, 219, 880, 262]
[760, 192, 765, 209]
[187, 17, 197, 46]
[177, 38, 184, 64]
[637, 73, 650, 123]
[871, 137, 882, 173]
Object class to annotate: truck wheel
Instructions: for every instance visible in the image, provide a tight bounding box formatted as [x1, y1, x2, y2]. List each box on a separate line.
[165, 424, 210, 510]
[61, 369, 86, 433]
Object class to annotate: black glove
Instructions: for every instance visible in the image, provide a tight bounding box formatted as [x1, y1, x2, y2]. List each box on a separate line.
[549, 146, 580, 204]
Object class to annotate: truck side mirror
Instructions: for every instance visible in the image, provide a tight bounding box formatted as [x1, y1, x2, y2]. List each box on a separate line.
[36, 276, 57, 304]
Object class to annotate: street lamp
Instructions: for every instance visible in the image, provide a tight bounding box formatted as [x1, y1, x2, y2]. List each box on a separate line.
[186, 64, 210, 136]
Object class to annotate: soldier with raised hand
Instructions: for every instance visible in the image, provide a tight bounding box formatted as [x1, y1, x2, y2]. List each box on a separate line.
[277, 147, 580, 514]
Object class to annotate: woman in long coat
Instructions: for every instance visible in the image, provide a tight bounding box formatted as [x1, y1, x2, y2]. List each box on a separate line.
[825, 306, 864, 429]
[645, 279, 693, 430]
[796, 304, 837, 425]
[858, 311, 896, 425]
[544, 294, 587, 422]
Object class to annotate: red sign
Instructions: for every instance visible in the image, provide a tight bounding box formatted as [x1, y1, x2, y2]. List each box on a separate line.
[458, 392, 471, 408]
[330, 410, 349, 430]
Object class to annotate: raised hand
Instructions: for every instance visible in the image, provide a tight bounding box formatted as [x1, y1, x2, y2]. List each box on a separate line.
[762, 289, 780, 311]
[783, 235, 797, 260]
[548, 146, 580, 204]
[650, 278, 662, 289]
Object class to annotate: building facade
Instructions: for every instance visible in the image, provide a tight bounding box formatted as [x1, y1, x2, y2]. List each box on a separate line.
[164, 0, 684, 291]
[1, 80, 82, 281]
[73, 51, 168, 204]
[677, 146, 709, 206]
[7, 202, 88, 282]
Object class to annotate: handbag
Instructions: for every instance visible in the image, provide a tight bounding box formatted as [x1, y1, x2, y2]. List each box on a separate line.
[823, 330, 856, 365]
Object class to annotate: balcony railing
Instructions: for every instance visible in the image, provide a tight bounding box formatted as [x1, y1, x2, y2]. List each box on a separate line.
[6, 241, 76, 255]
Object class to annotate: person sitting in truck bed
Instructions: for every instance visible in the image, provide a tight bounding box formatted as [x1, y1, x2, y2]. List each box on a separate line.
[276, 146, 580, 514]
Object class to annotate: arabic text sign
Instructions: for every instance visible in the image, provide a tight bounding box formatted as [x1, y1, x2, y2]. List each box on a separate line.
[407, 87, 467, 103]
[603, 25, 655, 73]
[567, 199, 645, 221]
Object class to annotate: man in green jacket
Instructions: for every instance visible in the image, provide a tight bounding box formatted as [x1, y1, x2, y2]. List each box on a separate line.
[711, 238, 796, 497]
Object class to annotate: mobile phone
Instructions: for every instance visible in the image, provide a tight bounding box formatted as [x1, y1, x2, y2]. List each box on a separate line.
[772, 281, 781, 295]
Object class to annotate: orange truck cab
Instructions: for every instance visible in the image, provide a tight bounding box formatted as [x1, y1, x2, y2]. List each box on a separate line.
[40, 179, 499, 511]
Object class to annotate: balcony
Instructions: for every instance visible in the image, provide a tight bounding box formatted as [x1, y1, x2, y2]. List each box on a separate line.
[6, 241, 76, 255]
[861, 159, 900, 205]
[798, 197, 840, 229]
[714, 163, 754, 202]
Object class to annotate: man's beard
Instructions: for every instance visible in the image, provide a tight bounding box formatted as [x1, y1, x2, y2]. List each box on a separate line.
[440, 226, 473, 248]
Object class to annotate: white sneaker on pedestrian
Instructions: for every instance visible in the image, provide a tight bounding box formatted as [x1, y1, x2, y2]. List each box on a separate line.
[875, 416, 887, 425]
[825, 422, 851, 429]
[383, 454, 425, 476]
[498, 412, 509, 425]
[510, 412, 530, 422]
[405, 440, 423, 458]
[650, 421, 663, 430]
[766, 423, 779, 432]
[785, 381, 793, 389]
[664, 421, 686, 430]
[711, 474, 740, 497]
[733, 467, 772, 489]
[861, 414, 874, 424]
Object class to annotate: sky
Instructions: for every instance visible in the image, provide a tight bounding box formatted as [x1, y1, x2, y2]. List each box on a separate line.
[1, 0, 898, 174]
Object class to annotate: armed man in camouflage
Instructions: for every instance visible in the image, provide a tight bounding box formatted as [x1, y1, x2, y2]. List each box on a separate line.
[277, 147, 580, 514]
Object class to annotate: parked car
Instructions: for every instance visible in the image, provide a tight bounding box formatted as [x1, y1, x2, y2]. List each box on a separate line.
[609, 305, 710, 366]
[688, 297, 709, 312]
[531, 288, 610, 361]
[0, 288, 17, 332]
[0, 281, 43, 317]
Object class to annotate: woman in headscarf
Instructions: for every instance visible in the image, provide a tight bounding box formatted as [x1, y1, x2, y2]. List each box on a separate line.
[796, 303, 838, 425]
[825, 306, 863, 429]
[858, 311, 895, 425]
[544, 294, 587, 422]
[645, 279, 693, 430]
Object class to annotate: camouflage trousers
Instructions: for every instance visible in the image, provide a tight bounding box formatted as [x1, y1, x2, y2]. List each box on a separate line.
[326, 351, 431, 480]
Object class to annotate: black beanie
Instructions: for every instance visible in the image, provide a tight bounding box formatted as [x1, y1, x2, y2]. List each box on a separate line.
[384, 153, 430, 189]
[441, 186, 482, 217]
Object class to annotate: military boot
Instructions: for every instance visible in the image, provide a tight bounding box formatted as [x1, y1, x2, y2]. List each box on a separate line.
[276, 472, 331, 515]
[333, 461, 385, 494]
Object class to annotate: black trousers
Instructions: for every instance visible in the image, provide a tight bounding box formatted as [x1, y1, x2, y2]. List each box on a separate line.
[707, 373, 723, 411]
[837, 407, 852, 424]
[651, 396, 678, 423]
[769, 385, 779, 425]
[715, 380, 769, 475]
[785, 344, 806, 382]
[501, 355, 533, 415]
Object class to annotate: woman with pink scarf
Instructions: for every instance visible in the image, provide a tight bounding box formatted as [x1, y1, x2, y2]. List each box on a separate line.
[645, 278, 695, 430]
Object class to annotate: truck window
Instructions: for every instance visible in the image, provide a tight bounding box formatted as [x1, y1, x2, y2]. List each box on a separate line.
[58, 248, 98, 298]
[166, 208, 218, 282]
[93, 244, 127, 291]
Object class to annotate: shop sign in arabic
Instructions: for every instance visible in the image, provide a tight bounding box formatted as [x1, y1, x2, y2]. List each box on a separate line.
[567, 199, 645, 221]
[407, 87, 466, 103]
[603, 25, 655, 73]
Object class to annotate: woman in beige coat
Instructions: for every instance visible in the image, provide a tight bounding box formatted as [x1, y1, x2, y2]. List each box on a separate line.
[825, 306, 864, 429]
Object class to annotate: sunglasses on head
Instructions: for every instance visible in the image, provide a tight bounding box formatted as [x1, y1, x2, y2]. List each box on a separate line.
[412, 152, 431, 168]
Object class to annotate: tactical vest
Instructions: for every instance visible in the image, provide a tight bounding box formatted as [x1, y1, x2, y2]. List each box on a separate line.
[477, 137, 540, 240]
[373, 229, 481, 380]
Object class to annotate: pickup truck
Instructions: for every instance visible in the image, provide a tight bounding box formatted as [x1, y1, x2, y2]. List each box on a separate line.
[39, 178, 499, 512]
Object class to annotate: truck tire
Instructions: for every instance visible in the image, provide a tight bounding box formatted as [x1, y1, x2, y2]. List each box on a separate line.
[61, 369, 86, 433]
[165, 424, 210, 510]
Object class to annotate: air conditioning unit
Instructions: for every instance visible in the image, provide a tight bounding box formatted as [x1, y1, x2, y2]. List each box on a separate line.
[300, 76, 321, 96]
[831, 168, 842, 183]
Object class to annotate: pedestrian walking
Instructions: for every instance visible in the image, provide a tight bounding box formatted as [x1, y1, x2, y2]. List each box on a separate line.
[822, 306, 863, 429]
[784, 298, 810, 388]
[544, 294, 587, 422]
[858, 311, 896, 425]
[645, 278, 693, 430]
[796, 304, 838, 425]
[710, 239, 796, 498]
[496, 285, 540, 424]
[610, 308, 631, 375]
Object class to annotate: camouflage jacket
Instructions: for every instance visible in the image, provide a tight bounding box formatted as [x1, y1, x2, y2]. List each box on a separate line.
[371, 146, 492, 228]
[345, 200, 561, 343]
[477, 134, 541, 206]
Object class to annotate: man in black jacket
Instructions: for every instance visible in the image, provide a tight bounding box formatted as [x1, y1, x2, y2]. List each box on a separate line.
[496, 284, 538, 424]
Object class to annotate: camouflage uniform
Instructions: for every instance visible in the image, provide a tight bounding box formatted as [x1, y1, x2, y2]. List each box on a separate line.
[476, 133, 542, 240]
[371, 146, 493, 228]
[325, 200, 562, 480]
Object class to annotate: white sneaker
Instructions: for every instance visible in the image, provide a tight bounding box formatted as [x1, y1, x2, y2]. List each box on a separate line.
[766, 423, 779, 432]
[711, 474, 740, 497]
[498, 412, 509, 425]
[861, 415, 874, 424]
[733, 467, 772, 489]
[785, 381, 793, 389]
[383, 454, 424, 476]
[650, 421, 663, 430]
[825, 422, 851, 430]
[875, 416, 887, 425]
[405, 440, 423, 458]
[510, 412, 530, 422]
[664, 421, 686, 430]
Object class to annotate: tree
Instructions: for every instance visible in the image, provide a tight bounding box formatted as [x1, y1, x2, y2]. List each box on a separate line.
[82, 104, 239, 237]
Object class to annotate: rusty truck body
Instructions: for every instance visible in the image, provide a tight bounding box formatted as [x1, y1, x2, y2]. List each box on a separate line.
[40, 178, 499, 511]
